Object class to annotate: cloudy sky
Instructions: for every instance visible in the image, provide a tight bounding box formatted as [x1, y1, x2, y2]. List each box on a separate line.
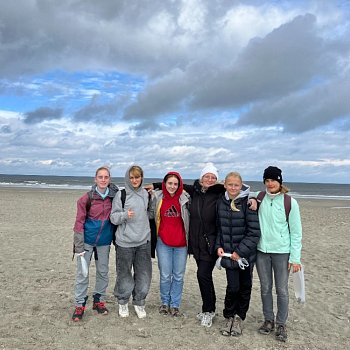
[1, 0, 349, 183]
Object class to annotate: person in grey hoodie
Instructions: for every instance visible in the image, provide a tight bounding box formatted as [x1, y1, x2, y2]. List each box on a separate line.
[110, 165, 152, 319]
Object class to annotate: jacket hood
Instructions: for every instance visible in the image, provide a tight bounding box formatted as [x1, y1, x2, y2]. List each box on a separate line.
[124, 165, 144, 193]
[91, 182, 119, 198]
[161, 171, 183, 200]
[225, 183, 250, 201]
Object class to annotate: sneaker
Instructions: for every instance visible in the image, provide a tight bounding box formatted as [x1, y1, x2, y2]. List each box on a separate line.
[93, 301, 109, 315]
[221, 317, 233, 336]
[231, 315, 242, 336]
[118, 303, 129, 318]
[258, 320, 275, 335]
[201, 312, 214, 328]
[196, 311, 215, 321]
[72, 306, 85, 322]
[170, 307, 181, 317]
[134, 305, 147, 319]
[159, 304, 169, 315]
[275, 324, 287, 342]
[72, 296, 88, 322]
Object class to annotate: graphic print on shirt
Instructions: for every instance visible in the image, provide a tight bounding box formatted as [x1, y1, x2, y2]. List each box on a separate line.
[164, 205, 180, 218]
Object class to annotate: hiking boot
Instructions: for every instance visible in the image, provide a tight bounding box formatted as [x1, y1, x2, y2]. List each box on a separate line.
[134, 305, 147, 319]
[93, 301, 109, 315]
[72, 296, 88, 322]
[258, 320, 275, 335]
[92, 293, 108, 315]
[201, 312, 214, 328]
[221, 317, 233, 336]
[275, 324, 288, 342]
[231, 315, 242, 336]
[118, 303, 129, 318]
[170, 307, 181, 317]
[72, 306, 85, 322]
[159, 304, 169, 315]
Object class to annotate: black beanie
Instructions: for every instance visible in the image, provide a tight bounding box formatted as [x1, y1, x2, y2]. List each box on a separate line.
[263, 166, 283, 184]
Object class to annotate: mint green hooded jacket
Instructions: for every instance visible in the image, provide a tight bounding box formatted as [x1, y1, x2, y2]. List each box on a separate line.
[257, 192, 302, 264]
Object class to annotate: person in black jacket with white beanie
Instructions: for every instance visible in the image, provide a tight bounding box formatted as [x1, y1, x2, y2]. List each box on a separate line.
[215, 171, 261, 336]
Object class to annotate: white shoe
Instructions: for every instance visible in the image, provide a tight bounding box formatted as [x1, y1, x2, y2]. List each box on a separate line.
[197, 311, 215, 321]
[134, 305, 147, 319]
[118, 303, 129, 318]
[201, 312, 214, 327]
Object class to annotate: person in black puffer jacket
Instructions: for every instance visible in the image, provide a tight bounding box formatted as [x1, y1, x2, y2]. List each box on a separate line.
[215, 171, 260, 337]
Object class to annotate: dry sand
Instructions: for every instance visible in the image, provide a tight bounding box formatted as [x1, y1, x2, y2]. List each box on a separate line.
[0, 187, 349, 350]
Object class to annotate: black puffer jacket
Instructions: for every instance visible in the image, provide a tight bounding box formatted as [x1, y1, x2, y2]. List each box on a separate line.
[215, 190, 260, 269]
[185, 180, 225, 261]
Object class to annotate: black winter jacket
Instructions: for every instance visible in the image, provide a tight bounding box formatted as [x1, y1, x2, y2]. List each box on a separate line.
[215, 192, 260, 269]
[185, 180, 225, 261]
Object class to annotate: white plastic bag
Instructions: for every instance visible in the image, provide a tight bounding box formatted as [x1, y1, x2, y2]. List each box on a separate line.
[293, 266, 306, 303]
[80, 255, 88, 278]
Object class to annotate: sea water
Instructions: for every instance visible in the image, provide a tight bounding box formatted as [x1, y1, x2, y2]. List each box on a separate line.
[1, 173, 350, 200]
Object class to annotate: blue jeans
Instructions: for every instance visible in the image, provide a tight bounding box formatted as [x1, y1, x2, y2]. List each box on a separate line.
[256, 251, 290, 325]
[156, 237, 187, 308]
[114, 241, 152, 306]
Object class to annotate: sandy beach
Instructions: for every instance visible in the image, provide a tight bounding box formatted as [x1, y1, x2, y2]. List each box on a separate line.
[0, 187, 349, 350]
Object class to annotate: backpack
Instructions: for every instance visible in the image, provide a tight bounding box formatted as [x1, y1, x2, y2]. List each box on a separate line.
[86, 188, 157, 257]
[85, 188, 126, 246]
[257, 191, 292, 231]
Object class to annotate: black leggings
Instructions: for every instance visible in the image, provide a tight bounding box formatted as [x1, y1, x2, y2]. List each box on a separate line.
[196, 259, 216, 313]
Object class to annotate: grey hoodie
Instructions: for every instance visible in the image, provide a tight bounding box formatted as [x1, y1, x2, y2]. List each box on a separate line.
[110, 166, 151, 248]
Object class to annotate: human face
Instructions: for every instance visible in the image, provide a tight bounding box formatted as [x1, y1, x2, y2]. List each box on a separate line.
[201, 173, 217, 188]
[224, 176, 242, 198]
[165, 176, 179, 197]
[265, 179, 281, 194]
[129, 172, 142, 189]
[95, 169, 110, 192]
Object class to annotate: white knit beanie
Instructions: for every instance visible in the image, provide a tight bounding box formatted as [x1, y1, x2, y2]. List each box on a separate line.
[200, 163, 219, 180]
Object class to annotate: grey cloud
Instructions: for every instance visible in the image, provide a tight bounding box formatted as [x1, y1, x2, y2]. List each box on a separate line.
[24, 107, 64, 124]
[237, 71, 350, 132]
[73, 100, 119, 123]
[124, 12, 350, 132]
[1, 125, 11, 133]
[0, 0, 206, 78]
[191, 14, 326, 108]
[124, 68, 191, 120]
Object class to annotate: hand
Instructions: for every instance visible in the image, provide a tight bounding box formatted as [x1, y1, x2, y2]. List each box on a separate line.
[289, 263, 302, 273]
[231, 252, 240, 261]
[76, 251, 85, 257]
[143, 184, 154, 192]
[248, 198, 258, 211]
[127, 208, 135, 219]
[217, 248, 224, 257]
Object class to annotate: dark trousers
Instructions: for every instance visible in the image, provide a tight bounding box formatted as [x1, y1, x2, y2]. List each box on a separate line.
[196, 259, 216, 313]
[223, 266, 253, 320]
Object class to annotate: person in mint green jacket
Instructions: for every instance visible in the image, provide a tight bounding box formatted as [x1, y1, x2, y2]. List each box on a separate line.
[256, 166, 302, 343]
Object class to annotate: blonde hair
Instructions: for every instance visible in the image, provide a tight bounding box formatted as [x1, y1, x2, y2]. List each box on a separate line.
[95, 166, 111, 177]
[280, 184, 289, 193]
[129, 165, 143, 178]
[224, 171, 242, 183]
[224, 171, 242, 212]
